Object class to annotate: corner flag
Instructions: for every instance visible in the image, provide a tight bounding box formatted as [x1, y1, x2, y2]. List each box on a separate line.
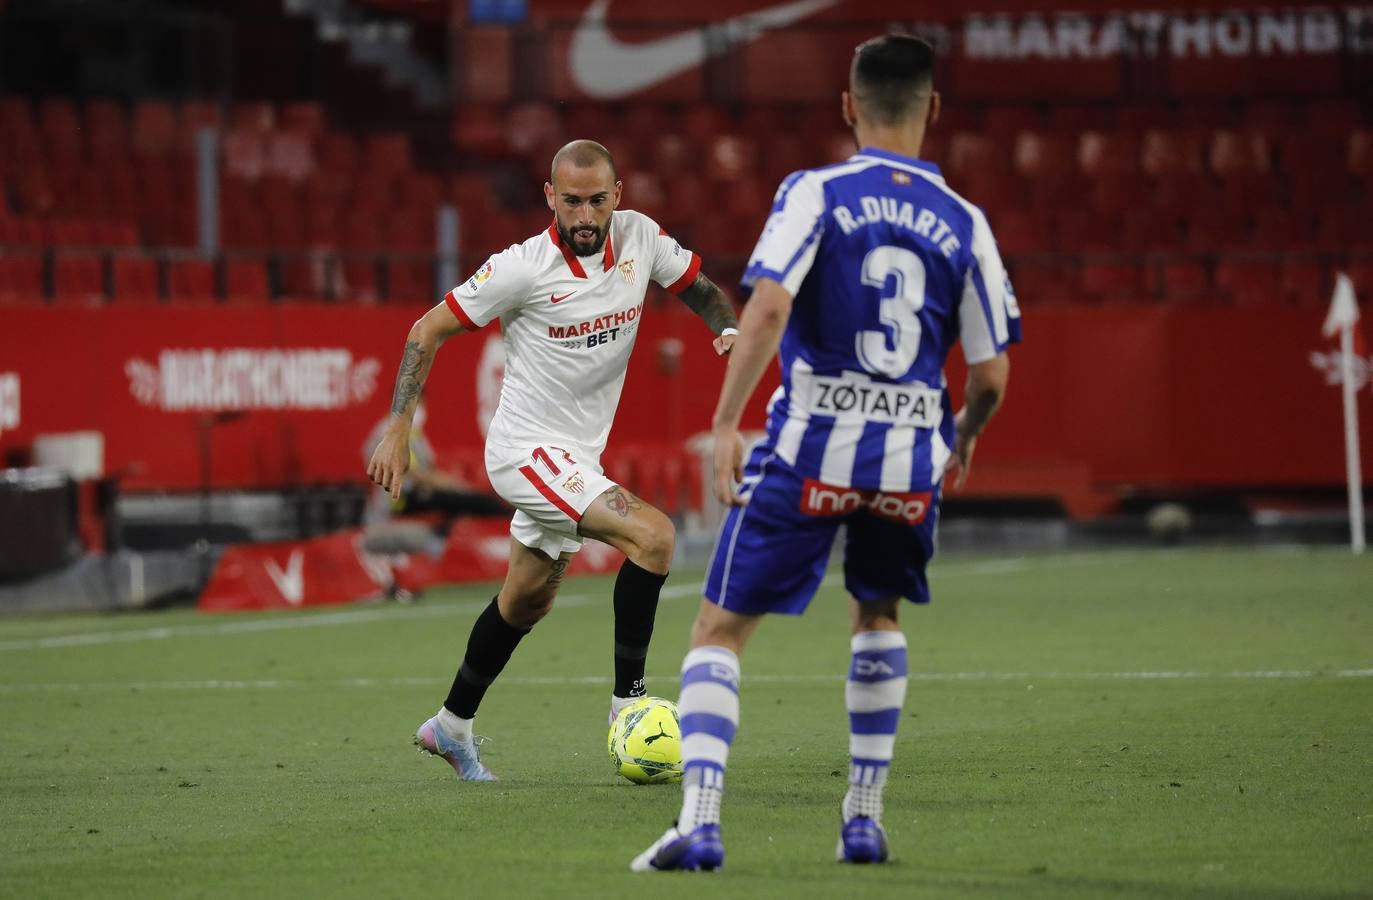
[1324, 272, 1365, 554]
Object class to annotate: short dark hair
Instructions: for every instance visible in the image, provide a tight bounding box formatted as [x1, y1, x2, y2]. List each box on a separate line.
[549, 139, 618, 184]
[850, 34, 935, 126]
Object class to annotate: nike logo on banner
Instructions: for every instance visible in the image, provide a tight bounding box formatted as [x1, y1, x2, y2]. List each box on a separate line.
[569, 0, 838, 99]
[264, 549, 305, 606]
[550, 291, 577, 304]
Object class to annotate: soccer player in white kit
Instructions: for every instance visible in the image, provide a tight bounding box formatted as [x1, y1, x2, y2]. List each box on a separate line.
[368, 140, 739, 780]
[633, 36, 1019, 870]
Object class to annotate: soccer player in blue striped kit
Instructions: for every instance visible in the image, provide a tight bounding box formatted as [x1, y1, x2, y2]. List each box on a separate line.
[632, 34, 1021, 871]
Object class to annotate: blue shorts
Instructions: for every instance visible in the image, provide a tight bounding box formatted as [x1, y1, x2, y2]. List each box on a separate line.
[704, 456, 941, 616]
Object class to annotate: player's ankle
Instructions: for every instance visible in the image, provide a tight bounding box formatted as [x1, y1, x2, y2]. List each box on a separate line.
[436, 707, 473, 742]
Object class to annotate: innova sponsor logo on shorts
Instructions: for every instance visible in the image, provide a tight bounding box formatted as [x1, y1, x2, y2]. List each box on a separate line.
[125, 349, 382, 412]
[800, 478, 932, 525]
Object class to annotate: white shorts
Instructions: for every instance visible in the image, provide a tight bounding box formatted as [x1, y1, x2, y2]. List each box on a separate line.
[484, 439, 616, 558]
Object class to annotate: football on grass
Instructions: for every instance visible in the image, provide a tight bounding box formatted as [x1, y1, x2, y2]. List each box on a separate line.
[608, 696, 683, 784]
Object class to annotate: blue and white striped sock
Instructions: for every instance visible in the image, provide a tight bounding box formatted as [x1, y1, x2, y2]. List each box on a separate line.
[844, 630, 908, 823]
[676, 645, 740, 829]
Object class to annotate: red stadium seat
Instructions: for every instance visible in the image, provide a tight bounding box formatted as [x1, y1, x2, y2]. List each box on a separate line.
[990, 209, 1046, 255]
[681, 104, 731, 143]
[984, 106, 1041, 139]
[231, 101, 276, 133]
[1252, 209, 1317, 253]
[1184, 206, 1251, 254]
[0, 254, 44, 303]
[223, 129, 265, 180]
[1080, 261, 1146, 303]
[279, 254, 332, 300]
[364, 133, 413, 177]
[1348, 130, 1373, 176]
[504, 102, 562, 154]
[947, 132, 1009, 178]
[1051, 104, 1115, 131]
[1078, 131, 1140, 176]
[86, 100, 128, 160]
[132, 100, 177, 158]
[622, 171, 666, 221]
[1215, 260, 1280, 305]
[53, 253, 107, 304]
[1277, 259, 1324, 306]
[387, 258, 434, 303]
[1007, 261, 1070, 305]
[1307, 100, 1363, 137]
[1120, 209, 1184, 254]
[705, 134, 759, 182]
[263, 132, 315, 182]
[318, 133, 361, 174]
[261, 185, 307, 249]
[1208, 131, 1270, 176]
[1160, 261, 1211, 302]
[649, 133, 696, 177]
[39, 98, 82, 159]
[1013, 130, 1075, 177]
[112, 255, 161, 303]
[1140, 129, 1204, 175]
[280, 101, 326, 138]
[338, 257, 380, 303]
[1243, 101, 1299, 137]
[168, 259, 217, 303]
[93, 219, 141, 248]
[386, 210, 433, 253]
[225, 258, 271, 303]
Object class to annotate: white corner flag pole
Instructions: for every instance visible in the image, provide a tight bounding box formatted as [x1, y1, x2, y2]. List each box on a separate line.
[1323, 272, 1365, 554]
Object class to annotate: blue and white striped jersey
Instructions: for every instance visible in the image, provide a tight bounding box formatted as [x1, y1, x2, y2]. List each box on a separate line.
[741, 147, 1022, 492]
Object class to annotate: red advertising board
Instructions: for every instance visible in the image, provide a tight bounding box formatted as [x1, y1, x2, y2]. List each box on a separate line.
[2, 301, 1370, 495]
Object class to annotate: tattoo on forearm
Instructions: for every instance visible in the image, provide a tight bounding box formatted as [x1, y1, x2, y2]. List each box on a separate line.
[546, 558, 569, 586]
[390, 341, 425, 416]
[679, 273, 739, 336]
[603, 486, 643, 519]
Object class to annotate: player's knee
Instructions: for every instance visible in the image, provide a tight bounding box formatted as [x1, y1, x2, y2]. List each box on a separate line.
[635, 514, 675, 573]
[501, 588, 556, 628]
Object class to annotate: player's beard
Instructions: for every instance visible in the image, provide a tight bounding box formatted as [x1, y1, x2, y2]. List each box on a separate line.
[557, 219, 608, 255]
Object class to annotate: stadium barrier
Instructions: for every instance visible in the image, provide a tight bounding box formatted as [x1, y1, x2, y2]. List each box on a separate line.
[3, 303, 1369, 516]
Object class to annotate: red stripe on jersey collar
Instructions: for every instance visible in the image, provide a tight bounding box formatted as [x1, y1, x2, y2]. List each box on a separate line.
[546, 218, 615, 278]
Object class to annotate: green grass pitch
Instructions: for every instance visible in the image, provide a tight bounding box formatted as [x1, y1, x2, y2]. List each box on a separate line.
[1, 547, 1370, 899]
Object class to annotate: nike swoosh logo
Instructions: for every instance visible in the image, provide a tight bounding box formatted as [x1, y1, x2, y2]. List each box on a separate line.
[550, 291, 577, 304]
[569, 0, 838, 99]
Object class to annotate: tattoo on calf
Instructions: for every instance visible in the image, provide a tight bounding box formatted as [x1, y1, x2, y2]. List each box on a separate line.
[391, 341, 425, 416]
[604, 487, 643, 519]
[546, 558, 569, 586]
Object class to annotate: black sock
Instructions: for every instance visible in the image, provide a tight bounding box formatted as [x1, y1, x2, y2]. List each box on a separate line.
[613, 559, 667, 698]
[443, 597, 531, 719]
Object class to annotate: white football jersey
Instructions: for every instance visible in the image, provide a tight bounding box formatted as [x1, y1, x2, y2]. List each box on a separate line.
[444, 209, 700, 457]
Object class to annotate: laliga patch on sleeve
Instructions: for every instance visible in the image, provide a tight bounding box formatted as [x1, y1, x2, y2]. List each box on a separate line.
[466, 258, 495, 292]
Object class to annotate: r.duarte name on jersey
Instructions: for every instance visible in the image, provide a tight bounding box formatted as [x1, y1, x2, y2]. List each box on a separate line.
[547, 302, 643, 341]
[832, 196, 964, 259]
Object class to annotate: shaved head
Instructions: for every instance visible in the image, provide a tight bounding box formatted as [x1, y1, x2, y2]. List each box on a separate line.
[550, 139, 618, 185]
[544, 139, 622, 255]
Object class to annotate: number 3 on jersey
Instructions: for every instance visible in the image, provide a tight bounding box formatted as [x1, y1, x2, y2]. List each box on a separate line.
[855, 245, 926, 379]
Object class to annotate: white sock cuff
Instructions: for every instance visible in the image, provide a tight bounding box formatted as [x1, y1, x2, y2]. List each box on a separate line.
[681, 645, 740, 675]
[851, 630, 907, 653]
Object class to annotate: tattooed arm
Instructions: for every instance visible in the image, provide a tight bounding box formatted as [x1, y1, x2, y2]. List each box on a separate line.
[366, 302, 469, 500]
[676, 272, 740, 356]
